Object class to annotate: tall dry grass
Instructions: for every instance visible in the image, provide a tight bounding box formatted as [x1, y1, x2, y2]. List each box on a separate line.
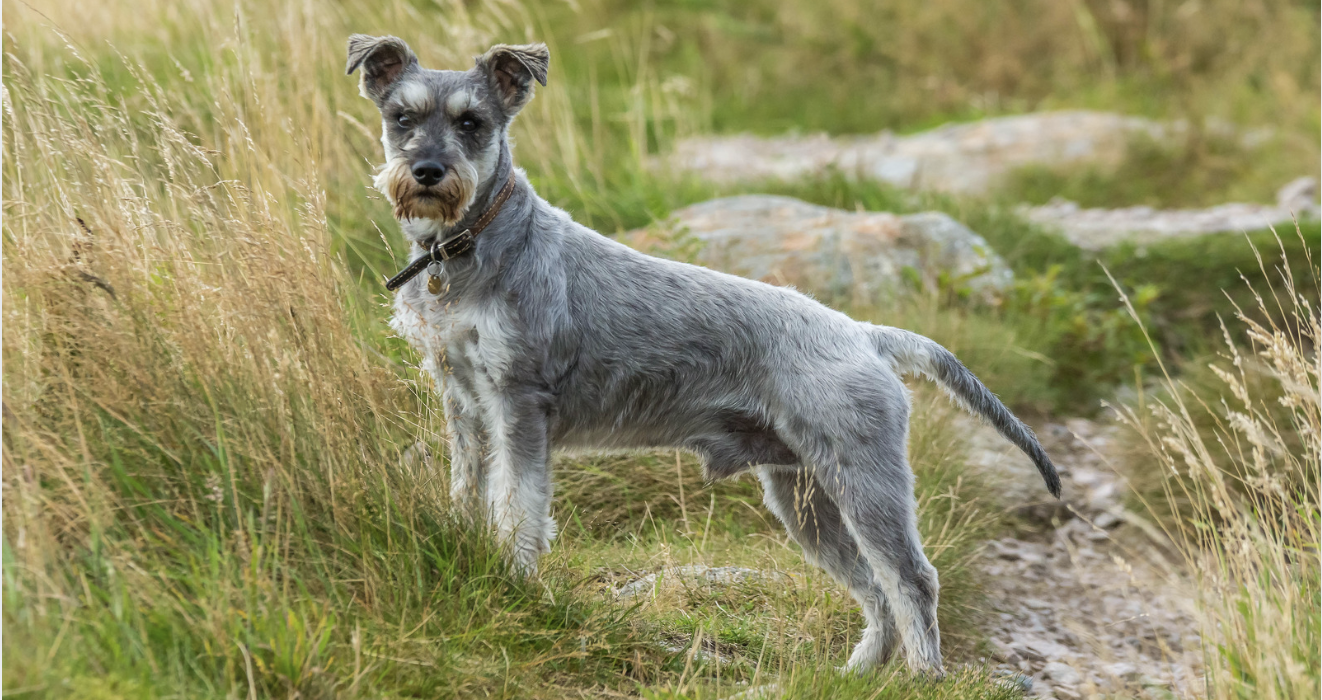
[1110, 237, 1320, 699]
[0, 0, 1015, 695]
[2, 0, 664, 695]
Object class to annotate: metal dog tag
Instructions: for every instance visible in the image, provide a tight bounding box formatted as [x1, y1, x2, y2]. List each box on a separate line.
[426, 261, 443, 295]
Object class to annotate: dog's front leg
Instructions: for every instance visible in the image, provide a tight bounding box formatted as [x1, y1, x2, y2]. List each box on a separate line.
[480, 385, 554, 575]
[443, 380, 487, 517]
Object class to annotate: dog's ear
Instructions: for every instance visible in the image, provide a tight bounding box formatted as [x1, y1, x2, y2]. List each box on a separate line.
[475, 43, 549, 115]
[346, 34, 418, 102]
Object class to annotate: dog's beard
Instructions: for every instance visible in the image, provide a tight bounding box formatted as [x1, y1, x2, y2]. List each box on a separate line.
[374, 157, 478, 226]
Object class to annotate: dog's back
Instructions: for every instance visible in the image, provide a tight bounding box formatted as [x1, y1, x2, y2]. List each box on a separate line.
[542, 214, 880, 458]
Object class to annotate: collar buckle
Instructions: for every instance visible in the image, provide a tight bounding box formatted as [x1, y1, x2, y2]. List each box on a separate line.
[384, 172, 517, 293]
[433, 229, 474, 261]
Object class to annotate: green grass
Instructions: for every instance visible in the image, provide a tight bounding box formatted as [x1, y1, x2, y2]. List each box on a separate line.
[1000, 131, 1283, 209]
[642, 666, 1022, 700]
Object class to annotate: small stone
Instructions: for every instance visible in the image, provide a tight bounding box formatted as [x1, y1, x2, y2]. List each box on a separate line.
[612, 564, 789, 598]
[1086, 482, 1118, 509]
[1102, 662, 1139, 679]
[1093, 511, 1120, 529]
[991, 668, 1034, 695]
[1138, 674, 1171, 688]
[1068, 467, 1102, 486]
[992, 639, 1022, 664]
[1042, 661, 1083, 687]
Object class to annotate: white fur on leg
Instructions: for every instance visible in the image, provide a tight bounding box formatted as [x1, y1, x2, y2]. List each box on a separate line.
[844, 625, 893, 672]
[843, 592, 899, 672]
[873, 564, 943, 674]
[835, 509, 944, 675]
[473, 376, 554, 575]
[445, 396, 486, 516]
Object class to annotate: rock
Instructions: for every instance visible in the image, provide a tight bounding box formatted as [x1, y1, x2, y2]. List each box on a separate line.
[992, 639, 1023, 664]
[1102, 662, 1139, 680]
[1013, 635, 1073, 663]
[991, 667, 1035, 695]
[621, 195, 1012, 301]
[612, 564, 790, 599]
[1277, 176, 1318, 213]
[992, 539, 1046, 565]
[723, 683, 781, 700]
[1051, 686, 1083, 700]
[978, 409, 1206, 700]
[1023, 178, 1319, 250]
[1093, 511, 1120, 529]
[662, 111, 1172, 195]
[1042, 661, 1083, 687]
[658, 636, 730, 667]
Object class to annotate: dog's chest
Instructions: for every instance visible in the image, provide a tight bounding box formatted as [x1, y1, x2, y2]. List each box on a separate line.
[391, 284, 520, 384]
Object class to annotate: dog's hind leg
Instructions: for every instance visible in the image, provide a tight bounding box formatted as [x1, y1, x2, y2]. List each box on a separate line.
[825, 444, 944, 676]
[774, 369, 943, 675]
[756, 466, 899, 671]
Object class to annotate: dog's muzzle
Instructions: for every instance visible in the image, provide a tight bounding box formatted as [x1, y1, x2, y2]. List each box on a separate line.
[384, 172, 517, 292]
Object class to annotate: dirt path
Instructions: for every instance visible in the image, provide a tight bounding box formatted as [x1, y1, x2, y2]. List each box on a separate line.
[966, 417, 1204, 699]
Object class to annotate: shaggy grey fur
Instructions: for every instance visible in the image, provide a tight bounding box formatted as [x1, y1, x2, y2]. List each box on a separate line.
[349, 34, 1060, 676]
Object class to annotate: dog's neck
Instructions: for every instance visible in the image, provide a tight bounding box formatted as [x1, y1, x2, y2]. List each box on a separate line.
[400, 140, 516, 248]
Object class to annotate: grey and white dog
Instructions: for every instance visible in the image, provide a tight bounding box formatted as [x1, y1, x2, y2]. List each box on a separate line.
[347, 34, 1060, 675]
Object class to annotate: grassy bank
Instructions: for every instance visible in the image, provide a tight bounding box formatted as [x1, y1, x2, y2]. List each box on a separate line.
[3, 0, 1319, 697]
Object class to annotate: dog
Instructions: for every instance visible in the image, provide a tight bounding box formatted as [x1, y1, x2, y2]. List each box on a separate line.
[347, 34, 1061, 676]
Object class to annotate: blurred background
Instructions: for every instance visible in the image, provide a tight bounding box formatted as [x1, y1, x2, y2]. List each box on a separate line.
[4, 0, 1318, 698]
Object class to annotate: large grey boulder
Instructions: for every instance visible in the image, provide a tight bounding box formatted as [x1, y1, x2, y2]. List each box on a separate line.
[620, 195, 1012, 301]
[662, 111, 1178, 195]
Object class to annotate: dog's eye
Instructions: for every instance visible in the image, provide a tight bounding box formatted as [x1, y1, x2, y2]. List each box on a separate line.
[458, 117, 480, 132]
[396, 114, 412, 128]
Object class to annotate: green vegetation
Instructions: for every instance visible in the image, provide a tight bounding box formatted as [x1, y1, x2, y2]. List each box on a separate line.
[1000, 131, 1287, 209]
[3, 0, 1318, 697]
[1112, 243, 1319, 700]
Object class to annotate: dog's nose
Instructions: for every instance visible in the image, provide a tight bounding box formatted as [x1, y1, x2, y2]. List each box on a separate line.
[411, 161, 446, 187]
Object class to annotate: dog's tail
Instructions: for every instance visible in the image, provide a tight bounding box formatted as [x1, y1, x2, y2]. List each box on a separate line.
[871, 325, 1061, 498]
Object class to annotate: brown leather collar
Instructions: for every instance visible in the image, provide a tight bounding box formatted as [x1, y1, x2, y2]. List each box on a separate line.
[384, 172, 517, 292]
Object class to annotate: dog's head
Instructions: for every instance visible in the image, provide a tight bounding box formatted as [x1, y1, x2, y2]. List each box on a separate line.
[346, 35, 548, 226]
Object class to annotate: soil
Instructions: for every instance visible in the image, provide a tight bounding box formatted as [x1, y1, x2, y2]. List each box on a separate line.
[967, 416, 1204, 699]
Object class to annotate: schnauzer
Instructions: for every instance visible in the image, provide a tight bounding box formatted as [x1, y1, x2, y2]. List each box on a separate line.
[347, 34, 1060, 675]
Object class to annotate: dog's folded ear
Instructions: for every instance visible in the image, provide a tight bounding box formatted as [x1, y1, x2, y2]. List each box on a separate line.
[476, 43, 549, 115]
[346, 34, 418, 102]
